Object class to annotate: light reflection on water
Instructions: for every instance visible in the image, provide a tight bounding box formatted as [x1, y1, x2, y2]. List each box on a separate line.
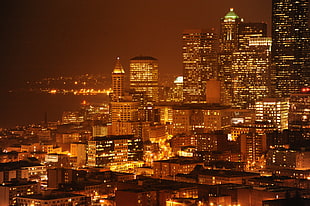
[0, 91, 109, 128]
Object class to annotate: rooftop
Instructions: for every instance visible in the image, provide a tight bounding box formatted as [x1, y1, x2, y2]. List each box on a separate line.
[19, 193, 85, 200]
[118, 177, 197, 192]
[130, 56, 157, 61]
[155, 158, 203, 165]
[0, 160, 42, 171]
[197, 169, 259, 178]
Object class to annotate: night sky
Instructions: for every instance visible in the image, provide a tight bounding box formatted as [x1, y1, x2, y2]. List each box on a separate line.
[0, 0, 271, 91]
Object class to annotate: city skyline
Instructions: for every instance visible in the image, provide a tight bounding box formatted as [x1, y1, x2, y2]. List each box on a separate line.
[0, 1, 309, 205]
[0, 0, 271, 91]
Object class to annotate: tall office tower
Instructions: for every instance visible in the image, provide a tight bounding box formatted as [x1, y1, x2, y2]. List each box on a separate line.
[231, 23, 271, 109]
[129, 56, 159, 102]
[111, 57, 125, 102]
[182, 29, 218, 103]
[272, 0, 310, 97]
[219, 8, 243, 105]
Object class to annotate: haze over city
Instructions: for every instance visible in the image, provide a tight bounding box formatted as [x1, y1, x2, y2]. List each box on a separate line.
[0, 1, 309, 205]
[0, 0, 271, 91]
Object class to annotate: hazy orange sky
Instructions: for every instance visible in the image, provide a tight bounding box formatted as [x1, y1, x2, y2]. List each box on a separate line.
[0, 0, 271, 90]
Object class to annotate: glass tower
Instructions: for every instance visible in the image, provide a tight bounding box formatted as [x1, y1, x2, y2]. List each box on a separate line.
[129, 56, 159, 102]
[182, 29, 218, 103]
[272, 0, 310, 97]
[231, 23, 271, 109]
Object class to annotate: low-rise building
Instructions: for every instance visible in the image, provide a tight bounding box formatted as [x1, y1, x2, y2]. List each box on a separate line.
[16, 193, 90, 206]
[0, 181, 40, 206]
[197, 169, 259, 185]
[153, 158, 204, 179]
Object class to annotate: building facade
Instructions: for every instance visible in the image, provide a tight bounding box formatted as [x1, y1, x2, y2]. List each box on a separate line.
[182, 29, 218, 103]
[111, 57, 125, 102]
[255, 98, 289, 131]
[87, 135, 143, 168]
[219, 8, 243, 105]
[272, 0, 310, 97]
[231, 24, 271, 109]
[129, 56, 159, 102]
[289, 91, 310, 140]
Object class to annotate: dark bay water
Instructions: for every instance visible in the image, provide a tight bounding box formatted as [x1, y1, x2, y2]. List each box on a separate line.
[0, 91, 109, 128]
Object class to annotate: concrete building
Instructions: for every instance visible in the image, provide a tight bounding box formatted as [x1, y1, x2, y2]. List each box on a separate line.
[266, 148, 310, 170]
[0, 181, 40, 206]
[87, 135, 143, 168]
[109, 101, 139, 135]
[197, 169, 259, 185]
[153, 158, 203, 179]
[47, 168, 80, 189]
[16, 193, 89, 206]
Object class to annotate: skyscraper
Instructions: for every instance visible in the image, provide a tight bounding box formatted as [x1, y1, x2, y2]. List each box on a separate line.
[129, 56, 159, 102]
[182, 29, 218, 103]
[111, 57, 125, 102]
[219, 8, 243, 105]
[272, 0, 310, 97]
[219, 8, 242, 53]
[231, 23, 271, 109]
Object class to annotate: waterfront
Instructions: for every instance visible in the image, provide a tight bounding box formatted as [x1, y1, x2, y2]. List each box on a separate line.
[0, 91, 108, 128]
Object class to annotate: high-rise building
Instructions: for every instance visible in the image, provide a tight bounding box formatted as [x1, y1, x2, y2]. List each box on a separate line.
[111, 57, 125, 102]
[219, 8, 242, 53]
[272, 0, 310, 97]
[219, 8, 243, 105]
[230, 22, 271, 109]
[129, 56, 159, 102]
[232, 36, 272, 109]
[182, 29, 218, 103]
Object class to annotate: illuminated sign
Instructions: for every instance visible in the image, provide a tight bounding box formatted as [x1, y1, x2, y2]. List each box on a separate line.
[231, 118, 244, 124]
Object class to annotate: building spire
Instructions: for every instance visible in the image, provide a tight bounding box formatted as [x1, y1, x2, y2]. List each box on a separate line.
[113, 57, 125, 74]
